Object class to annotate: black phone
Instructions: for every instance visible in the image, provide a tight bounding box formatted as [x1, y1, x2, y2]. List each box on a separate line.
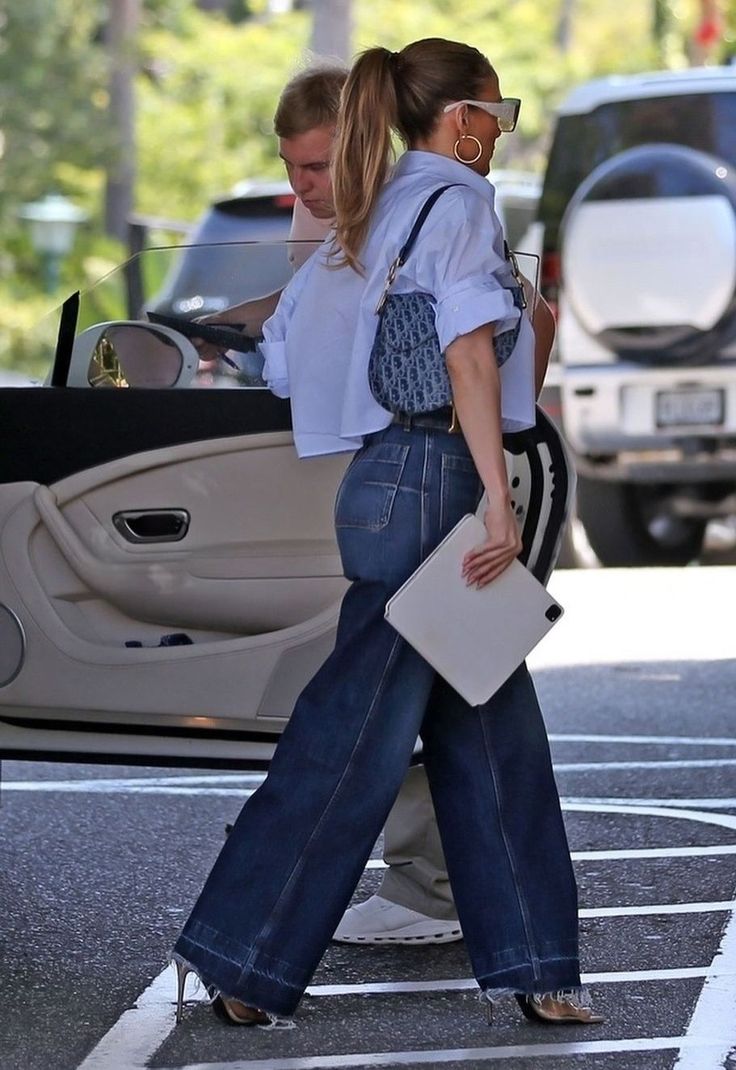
[146, 311, 258, 353]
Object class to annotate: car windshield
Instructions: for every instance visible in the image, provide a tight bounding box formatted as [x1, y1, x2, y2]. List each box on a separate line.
[540, 90, 736, 250]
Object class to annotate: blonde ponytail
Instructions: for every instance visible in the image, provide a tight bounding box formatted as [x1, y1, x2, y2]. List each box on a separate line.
[332, 48, 398, 272]
[332, 39, 495, 272]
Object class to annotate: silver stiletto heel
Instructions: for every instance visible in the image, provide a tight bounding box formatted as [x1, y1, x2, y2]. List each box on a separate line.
[174, 959, 193, 1024]
[481, 993, 494, 1025]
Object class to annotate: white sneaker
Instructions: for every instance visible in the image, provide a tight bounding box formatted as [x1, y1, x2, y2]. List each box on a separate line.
[333, 894, 462, 944]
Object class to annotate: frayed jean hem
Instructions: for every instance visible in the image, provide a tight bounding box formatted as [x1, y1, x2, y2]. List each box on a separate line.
[173, 935, 304, 1019]
[477, 952, 581, 999]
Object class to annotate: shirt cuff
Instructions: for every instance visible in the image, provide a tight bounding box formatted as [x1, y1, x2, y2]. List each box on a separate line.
[259, 340, 290, 398]
[435, 278, 519, 351]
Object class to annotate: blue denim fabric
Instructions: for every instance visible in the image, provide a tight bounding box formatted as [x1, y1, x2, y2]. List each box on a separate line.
[174, 424, 581, 1017]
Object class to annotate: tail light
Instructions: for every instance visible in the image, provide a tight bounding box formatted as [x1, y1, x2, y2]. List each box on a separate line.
[541, 250, 561, 321]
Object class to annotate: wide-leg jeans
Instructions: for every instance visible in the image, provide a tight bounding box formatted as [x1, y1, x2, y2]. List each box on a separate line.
[174, 423, 581, 1017]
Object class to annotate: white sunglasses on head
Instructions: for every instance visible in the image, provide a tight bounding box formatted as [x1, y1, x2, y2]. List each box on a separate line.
[443, 98, 521, 133]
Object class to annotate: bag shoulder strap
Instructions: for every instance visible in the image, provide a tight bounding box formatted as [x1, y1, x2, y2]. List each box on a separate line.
[376, 184, 461, 314]
[396, 183, 460, 267]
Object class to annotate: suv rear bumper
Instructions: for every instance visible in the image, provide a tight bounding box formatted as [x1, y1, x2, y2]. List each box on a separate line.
[574, 449, 736, 485]
[562, 362, 736, 478]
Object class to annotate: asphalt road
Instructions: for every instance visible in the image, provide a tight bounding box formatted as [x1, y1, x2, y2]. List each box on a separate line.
[2, 565, 736, 1070]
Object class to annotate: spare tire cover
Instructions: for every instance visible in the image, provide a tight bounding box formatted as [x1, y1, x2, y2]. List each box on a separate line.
[560, 144, 736, 364]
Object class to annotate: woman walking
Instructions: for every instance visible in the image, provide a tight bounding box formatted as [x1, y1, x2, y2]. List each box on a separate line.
[173, 37, 602, 1029]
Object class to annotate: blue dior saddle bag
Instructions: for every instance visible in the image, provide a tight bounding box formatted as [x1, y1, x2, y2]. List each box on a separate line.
[368, 184, 526, 415]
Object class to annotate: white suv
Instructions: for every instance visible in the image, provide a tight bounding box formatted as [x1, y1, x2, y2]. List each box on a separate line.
[539, 67, 736, 566]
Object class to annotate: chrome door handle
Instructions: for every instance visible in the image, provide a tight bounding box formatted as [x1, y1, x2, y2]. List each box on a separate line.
[112, 509, 190, 544]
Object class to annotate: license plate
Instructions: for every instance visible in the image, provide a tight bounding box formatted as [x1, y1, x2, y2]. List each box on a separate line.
[655, 389, 725, 428]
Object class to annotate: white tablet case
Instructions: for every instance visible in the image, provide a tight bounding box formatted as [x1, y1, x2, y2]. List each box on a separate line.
[384, 514, 563, 706]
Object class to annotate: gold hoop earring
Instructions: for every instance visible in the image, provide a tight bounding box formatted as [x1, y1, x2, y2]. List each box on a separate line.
[453, 134, 482, 164]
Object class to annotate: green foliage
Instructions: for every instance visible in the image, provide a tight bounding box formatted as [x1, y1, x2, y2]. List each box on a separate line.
[0, 0, 109, 226]
[0, 286, 60, 381]
[131, 0, 669, 216]
[0, 227, 129, 377]
[136, 6, 311, 218]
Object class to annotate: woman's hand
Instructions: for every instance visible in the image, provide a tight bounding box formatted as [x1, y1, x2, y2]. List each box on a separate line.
[445, 321, 524, 587]
[462, 498, 522, 588]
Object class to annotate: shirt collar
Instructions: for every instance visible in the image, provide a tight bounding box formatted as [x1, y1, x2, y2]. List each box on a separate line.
[393, 150, 493, 204]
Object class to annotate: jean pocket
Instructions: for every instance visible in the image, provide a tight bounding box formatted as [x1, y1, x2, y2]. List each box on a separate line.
[440, 453, 483, 533]
[335, 441, 410, 531]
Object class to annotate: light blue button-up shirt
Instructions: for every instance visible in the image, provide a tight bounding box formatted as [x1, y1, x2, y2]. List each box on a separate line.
[261, 150, 536, 457]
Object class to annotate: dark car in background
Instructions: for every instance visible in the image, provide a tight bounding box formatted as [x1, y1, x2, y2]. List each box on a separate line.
[149, 181, 297, 317]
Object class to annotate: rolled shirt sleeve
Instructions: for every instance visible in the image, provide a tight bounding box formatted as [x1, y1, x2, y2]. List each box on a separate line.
[260, 338, 289, 397]
[260, 254, 316, 397]
[434, 274, 517, 352]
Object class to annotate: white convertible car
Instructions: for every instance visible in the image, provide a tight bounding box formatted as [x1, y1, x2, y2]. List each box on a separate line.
[0, 241, 573, 771]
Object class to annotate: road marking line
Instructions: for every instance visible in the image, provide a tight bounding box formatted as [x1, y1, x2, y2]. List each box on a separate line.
[414, 844, 736, 864]
[9, 759, 736, 796]
[8, 782, 736, 804]
[550, 734, 736, 747]
[156, 1036, 731, 1070]
[305, 965, 736, 996]
[673, 885, 736, 1069]
[11, 775, 736, 862]
[367, 844, 736, 868]
[556, 759, 736, 771]
[75, 966, 183, 1070]
[563, 802, 736, 832]
[1, 779, 257, 796]
[337, 895, 736, 918]
[564, 797, 736, 809]
[581, 900, 734, 918]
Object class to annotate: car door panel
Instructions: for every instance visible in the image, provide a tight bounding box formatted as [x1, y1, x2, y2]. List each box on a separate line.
[32, 434, 348, 634]
[0, 389, 351, 741]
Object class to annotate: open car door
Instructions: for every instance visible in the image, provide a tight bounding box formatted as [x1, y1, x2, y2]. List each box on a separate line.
[0, 241, 573, 770]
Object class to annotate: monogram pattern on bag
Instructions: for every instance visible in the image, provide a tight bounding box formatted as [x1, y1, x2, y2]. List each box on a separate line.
[368, 285, 525, 415]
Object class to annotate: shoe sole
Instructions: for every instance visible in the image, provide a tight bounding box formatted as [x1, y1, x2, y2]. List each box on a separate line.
[332, 927, 462, 945]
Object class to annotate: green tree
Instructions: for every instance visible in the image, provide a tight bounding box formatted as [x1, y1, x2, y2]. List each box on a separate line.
[0, 0, 109, 227]
[136, 4, 310, 219]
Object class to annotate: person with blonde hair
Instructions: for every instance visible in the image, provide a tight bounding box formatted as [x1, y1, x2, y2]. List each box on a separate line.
[172, 37, 602, 1030]
[194, 63, 348, 352]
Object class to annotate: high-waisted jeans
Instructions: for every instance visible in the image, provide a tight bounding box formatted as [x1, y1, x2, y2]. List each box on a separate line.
[174, 423, 581, 1017]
